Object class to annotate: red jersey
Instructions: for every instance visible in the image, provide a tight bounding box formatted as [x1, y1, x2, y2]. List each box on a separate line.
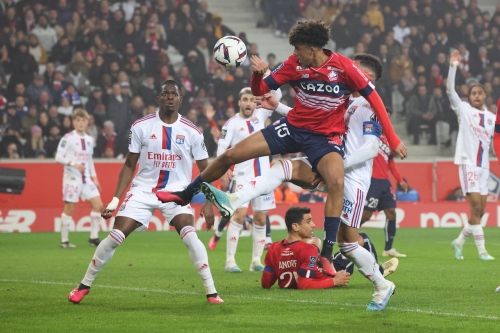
[493, 98, 500, 162]
[262, 240, 334, 290]
[251, 50, 374, 135]
[372, 135, 403, 182]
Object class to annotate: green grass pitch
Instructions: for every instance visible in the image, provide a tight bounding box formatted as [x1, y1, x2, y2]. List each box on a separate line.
[1, 228, 499, 332]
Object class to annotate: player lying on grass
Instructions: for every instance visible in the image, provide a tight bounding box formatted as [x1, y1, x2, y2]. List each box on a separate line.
[262, 207, 398, 290]
[68, 80, 223, 304]
[201, 54, 397, 310]
[156, 21, 407, 278]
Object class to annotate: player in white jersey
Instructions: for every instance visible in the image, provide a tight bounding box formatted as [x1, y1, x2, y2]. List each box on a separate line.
[55, 108, 103, 248]
[200, 54, 397, 310]
[212, 87, 286, 273]
[447, 50, 495, 261]
[68, 80, 223, 304]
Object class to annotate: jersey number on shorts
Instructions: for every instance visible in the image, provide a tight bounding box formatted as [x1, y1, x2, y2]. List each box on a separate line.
[467, 171, 478, 181]
[275, 123, 290, 138]
[279, 271, 298, 288]
[367, 197, 379, 209]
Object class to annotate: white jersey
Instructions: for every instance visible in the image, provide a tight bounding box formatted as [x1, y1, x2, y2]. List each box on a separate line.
[344, 96, 377, 192]
[129, 112, 208, 192]
[57, 130, 96, 183]
[218, 108, 273, 179]
[448, 66, 495, 169]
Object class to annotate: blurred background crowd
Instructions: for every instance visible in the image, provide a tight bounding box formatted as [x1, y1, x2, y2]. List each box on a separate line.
[0, 0, 498, 164]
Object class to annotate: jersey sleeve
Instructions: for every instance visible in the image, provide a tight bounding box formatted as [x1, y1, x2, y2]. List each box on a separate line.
[56, 134, 70, 156]
[262, 247, 278, 288]
[191, 133, 209, 161]
[217, 119, 235, 157]
[251, 55, 296, 95]
[296, 244, 334, 290]
[128, 124, 142, 154]
[446, 64, 463, 115]
[342, 58, 374, 97]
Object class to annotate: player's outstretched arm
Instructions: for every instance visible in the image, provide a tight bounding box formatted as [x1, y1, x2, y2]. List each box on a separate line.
[256, 94, 291, 116]
[250, 56, 271, 96]
[101, 152, 139, 219]
[494, 98, 500, 164]
[446, 50, 462, 112]
[344, 122, 381, 169]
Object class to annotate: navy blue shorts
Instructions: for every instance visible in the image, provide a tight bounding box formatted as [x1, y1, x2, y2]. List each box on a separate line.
[261, 117, 345, 171]
[364, 178, 396, 212]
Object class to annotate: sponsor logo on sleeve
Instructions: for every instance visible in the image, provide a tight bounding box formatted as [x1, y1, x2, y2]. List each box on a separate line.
[128, 130, 132, 145]
[61, 140, 66, 147]
[272, 63, 284, 74]
[308, 256, 317, 268]
[220, 129, 227, 139]
[201, 141, 207, 152]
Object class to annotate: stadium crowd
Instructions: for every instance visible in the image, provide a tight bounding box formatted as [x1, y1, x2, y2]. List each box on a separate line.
[0, 0, 498, 159]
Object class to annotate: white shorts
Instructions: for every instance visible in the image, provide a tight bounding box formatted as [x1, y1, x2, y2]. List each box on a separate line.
[229, 177, 276, 212]
[116, 188, 193, 227]
[62, 178, 100, 203]
[459, 165, 489, 195]
[340, 179, 366, 229]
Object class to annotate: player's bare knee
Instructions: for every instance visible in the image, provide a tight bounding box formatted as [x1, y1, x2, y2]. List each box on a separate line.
[253, 211, 267, 226]
[471, 204, 483, 218]
[326, 174, 343, 192]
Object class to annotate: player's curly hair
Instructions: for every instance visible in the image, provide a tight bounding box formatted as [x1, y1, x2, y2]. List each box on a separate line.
[285, 207, 311, 232]
[288, 20, 330, 48]
[353, 53, 383, 81]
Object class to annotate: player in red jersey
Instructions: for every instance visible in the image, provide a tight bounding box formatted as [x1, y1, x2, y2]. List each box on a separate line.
[156, 21, 407, 276]
[262, 206, 351, 289]
[361, 109, 408, 258]
[493, 98, 500, 162]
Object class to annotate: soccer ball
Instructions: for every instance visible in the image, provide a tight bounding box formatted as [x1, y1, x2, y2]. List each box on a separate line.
[213, 36, 247, 69]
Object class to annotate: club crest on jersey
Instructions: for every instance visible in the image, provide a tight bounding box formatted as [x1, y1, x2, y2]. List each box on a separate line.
[272, 63, 284, 74]
[175, 134, 185, 144]
[328, 70, 338, 81]
[488, 119, 493, 125]
[251, 116, 259, 124]
[347, 105, 358, 114]
[308, 256, 317, 268]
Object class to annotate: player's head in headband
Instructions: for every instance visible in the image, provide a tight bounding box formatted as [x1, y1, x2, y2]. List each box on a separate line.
[288, 20, 330, 68]
[285, 206, 315, 238]
[468, 83, 486, 110]
[353, 53, 383, 82]
[157, 80, 182, 115]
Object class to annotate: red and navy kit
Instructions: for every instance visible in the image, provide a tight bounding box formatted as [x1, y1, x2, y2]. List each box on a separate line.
[493, 98, 500, 163]
[365, 135, 402, 212]
[251, 50, 400, 144]
[261, 240, 334, 290]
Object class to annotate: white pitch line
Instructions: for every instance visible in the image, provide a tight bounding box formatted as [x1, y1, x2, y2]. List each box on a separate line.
[1, 279, 498, 321]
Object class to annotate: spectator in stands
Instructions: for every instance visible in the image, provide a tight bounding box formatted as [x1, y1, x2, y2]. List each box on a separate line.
[139, 76, 157, 107]
[5, 142, 20, 159]
[407, 84, 435, 145]
[267, 53, 281, 72]
[58, 98, 73, 117]
[37, 91, 51, 114]
[106, 83, 130, 155]
[430, 86, 457, 148]
[38, 111, 53, 137]
[274, 183, 298, 204]
[211, 13, 235, 39]
[390, 53, 413, 85]
[21, 105, 38, 135]
[299, 190, 326, 203]
[31, 15, 58, 54]
[393, 18, 410, 44]
[397, 68, 416, 113]
[24, 124, 44, 158]
[49, 35, 73, 65]
[61, 83, 82, 108]
[8, 41, 39, 93]
[3, 106, 22, 133]
[446, 187, 466, 202]
[95, 120, 117, 158]
[186, 50, 208, 87]
[365, 1, 384, 31]
[59, 115, 72, 135]
[428, 64, 444, 89]
[305, 0, 328, 22]
[45, 124, 61, 158]
[28, 33, 48, 65]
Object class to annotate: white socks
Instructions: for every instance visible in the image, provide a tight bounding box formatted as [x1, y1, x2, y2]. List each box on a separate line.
[231, 160, 292, 208]
[226, 221, 243, 267]
[455, 223, 472, 248]
[456, 223, 488, 255]
[180, 226, 217, 295]
[82, 229, 125, 287]
[61, 213, 73, 243]
[251, 224, 266, 265]
[339, 242, 386, 288]
[470, 224, 487, 255]
[90, 211, 101, 239]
